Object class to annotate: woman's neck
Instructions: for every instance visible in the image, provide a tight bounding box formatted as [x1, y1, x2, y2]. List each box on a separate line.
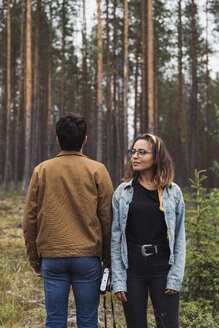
[138, 171, 156, 190]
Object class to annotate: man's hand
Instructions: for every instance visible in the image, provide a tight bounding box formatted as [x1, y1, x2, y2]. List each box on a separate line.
[32, 267, 42, 277]
[115, 291, 127, 302]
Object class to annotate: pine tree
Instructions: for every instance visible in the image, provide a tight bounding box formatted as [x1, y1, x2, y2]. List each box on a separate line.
[183, 170, 219, 316]
[3, 0, 11, 191]
[23, 0, 32, 194]
[96, 0, 103, 162]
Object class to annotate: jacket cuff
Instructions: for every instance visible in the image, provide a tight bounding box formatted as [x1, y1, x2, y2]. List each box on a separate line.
[29, 256, 41, 271]
[112, 281, 127, 294]
[166, 278, 181, 292]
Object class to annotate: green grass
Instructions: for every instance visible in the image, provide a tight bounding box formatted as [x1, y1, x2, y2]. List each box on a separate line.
[0, 194, 157, 327]
[0, 194, 126, 327]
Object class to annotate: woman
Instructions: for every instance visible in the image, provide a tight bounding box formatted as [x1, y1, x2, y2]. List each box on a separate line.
[111, 133, 185, 328]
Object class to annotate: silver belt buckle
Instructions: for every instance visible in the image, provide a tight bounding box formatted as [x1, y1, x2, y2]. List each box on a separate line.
[141, 244, 158, 257]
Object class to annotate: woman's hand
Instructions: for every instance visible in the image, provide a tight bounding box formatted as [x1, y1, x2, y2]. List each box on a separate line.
[115, 291, 127, 302]
[165, 289, 178, 295]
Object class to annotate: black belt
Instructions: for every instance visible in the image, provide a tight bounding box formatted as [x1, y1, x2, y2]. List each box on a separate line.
[128, 241, 169, 257]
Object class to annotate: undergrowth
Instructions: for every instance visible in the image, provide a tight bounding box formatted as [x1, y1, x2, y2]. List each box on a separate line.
[1, 187, 218, 327]
[0, 194, 156, 327]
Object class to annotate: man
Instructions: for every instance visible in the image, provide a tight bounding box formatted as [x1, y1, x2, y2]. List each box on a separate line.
[23, 113, 113, 328]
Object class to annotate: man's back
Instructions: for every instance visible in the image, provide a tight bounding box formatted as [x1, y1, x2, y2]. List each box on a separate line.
[23, 150, 113, 268]
[23, 113, 114, 328]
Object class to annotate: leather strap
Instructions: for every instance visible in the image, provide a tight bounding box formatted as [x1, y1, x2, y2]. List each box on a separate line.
[103, 292, 117, 328]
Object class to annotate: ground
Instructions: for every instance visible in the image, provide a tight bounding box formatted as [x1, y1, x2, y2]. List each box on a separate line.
[0, 193, 157, 327]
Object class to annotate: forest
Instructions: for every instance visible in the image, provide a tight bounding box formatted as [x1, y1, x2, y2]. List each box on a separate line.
[0, 0, 219, 327]
[0, 0, 218, 191]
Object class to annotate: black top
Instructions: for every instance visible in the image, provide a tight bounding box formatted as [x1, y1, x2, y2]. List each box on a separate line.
[126, 180, 167, 245]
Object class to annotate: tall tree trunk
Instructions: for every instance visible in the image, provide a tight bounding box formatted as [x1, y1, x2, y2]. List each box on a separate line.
[96, 0, 103, 162]
[32, 0, 41, 168]
[141, 0, 146, 133]
[147, 0, 154, 134]
[123, 0, 128, 169]
[106, 0, 112, 173]
[14, 0, 25, 189]
[205, 0, 210, 190]
[134, 49, 139, 139]
[154, 33, 158, 135]
[42, 69, 48, 162]
[113, 0, 121, 185]
[178, 0, 184, 146]
[22, 0, 32, 194]
[82, 0, 89, 123]
[47, 3, 53, 159]
[3, 0, 11, 191]
[60, 0, 66, 116]
[190, 0, 198, 175]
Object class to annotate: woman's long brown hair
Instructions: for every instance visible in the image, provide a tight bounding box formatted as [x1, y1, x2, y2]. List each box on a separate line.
[122, 134, 174, 188]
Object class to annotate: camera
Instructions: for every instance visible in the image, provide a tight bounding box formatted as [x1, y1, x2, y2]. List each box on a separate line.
[100, 268, 111, 294]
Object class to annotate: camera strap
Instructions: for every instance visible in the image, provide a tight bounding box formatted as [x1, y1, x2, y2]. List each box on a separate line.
[103, 292, 116, 328]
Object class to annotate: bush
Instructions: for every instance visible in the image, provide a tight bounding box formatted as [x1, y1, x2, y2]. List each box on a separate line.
[180, 300, 218, 328]
[182, 170, 219, 320]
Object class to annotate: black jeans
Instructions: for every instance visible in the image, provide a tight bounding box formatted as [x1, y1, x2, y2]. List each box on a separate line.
[122, 244, 179, 328]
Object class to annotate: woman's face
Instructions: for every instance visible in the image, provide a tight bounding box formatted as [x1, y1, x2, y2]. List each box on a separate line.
[131, 139, 155, 173]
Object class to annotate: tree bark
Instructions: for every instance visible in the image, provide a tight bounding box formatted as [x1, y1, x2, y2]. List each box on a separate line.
[147, 0, 154, 134]
[205, 0, 210, 190]
[154, 32, 158, 135]
[134, 49, 139, 139]
[96, 0, 103, 162]
[123, 0, 128, 169]
[141, 0, 146, 133]
[22, 0, 32, 194]
[113, 0, 122, 185]
[82, 0, 89, 123]
[3, 0, 11, 191]
[190, 0, 198, 175]
[47, 2, 53, 159]
[106, 0, 112, 173]
[178, 0, 184, 146]
[14, 0, 25, 189]
[60, 0, 66, 116]
[32, 0, 41, 168]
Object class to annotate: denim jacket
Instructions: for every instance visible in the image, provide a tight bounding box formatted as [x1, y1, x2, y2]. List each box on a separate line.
[111, 179, 186, 294]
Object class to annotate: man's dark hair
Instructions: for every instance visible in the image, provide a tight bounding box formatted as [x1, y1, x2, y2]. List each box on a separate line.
[56, 113, 87, 151]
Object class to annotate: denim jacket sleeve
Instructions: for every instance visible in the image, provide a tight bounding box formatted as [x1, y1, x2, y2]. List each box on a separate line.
[111, 187, 127, 294]
[166, 186, 186, 291]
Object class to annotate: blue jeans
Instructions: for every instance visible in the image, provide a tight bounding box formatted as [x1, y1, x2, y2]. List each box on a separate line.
[42, 257, 102, 328]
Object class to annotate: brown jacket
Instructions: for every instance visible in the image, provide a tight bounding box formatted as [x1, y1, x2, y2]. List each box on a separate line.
[23, 150, 114, 270]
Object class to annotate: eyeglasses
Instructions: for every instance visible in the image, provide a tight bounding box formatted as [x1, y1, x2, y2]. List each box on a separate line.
[129, 149, 153, 158]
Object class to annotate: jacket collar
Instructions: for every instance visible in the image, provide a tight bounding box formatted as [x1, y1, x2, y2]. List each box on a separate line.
[124, 179, 133, 189]
[56, 150, 84, 157]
